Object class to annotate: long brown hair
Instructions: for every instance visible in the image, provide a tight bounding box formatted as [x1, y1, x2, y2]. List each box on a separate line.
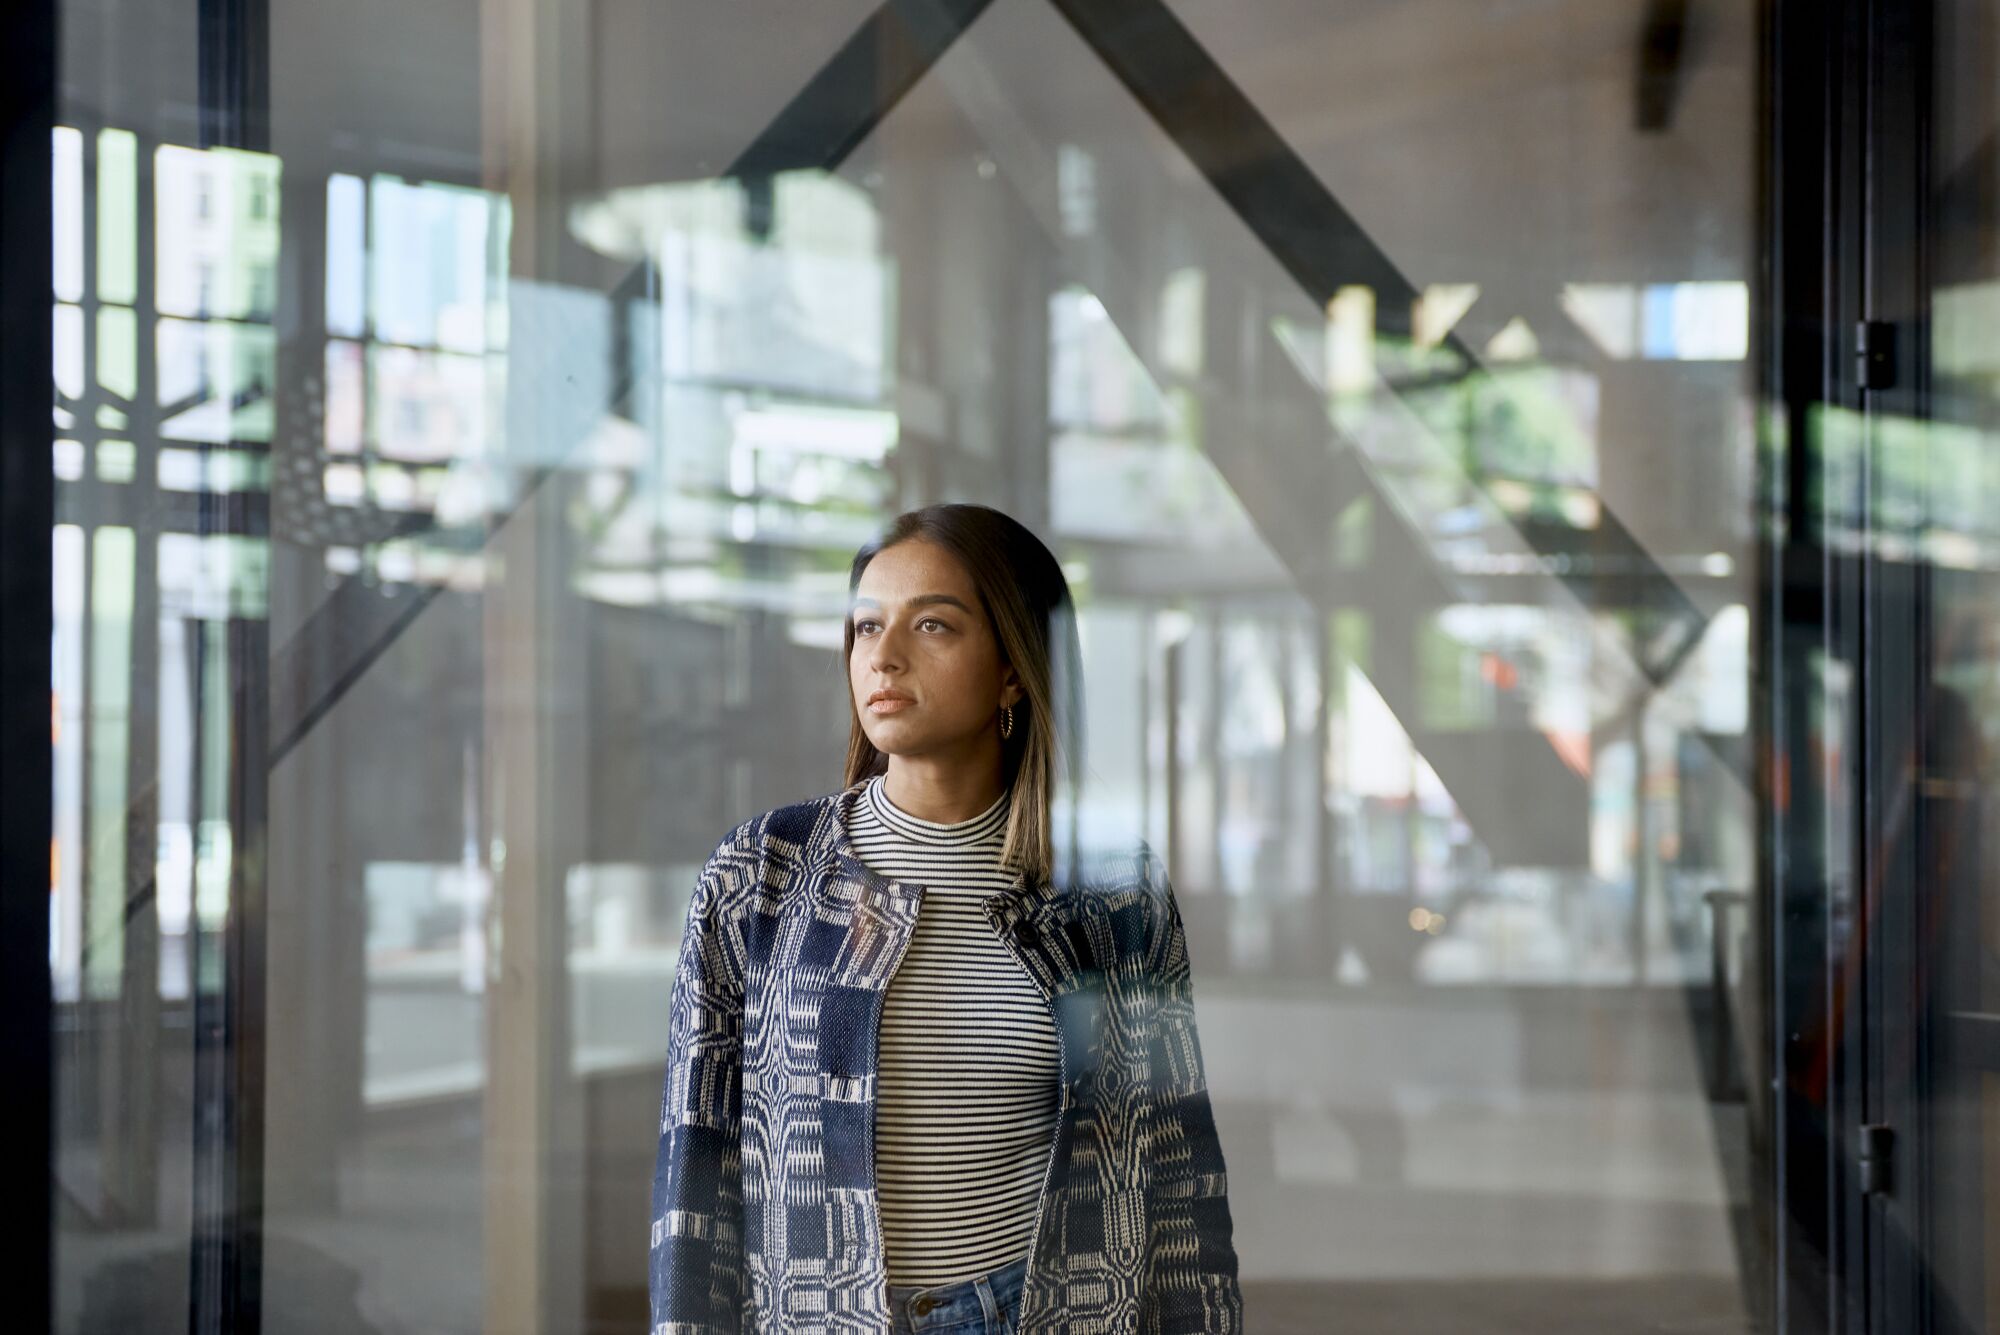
[841, 504, 1082, 885]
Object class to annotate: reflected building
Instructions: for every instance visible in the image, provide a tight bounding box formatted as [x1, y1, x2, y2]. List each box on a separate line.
[9, 0, 2000, 1332]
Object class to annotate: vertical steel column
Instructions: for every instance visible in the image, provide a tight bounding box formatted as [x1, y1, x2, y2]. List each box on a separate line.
[1756, 2, 1834, 1328]
[1854, 1, 1939, 1331]
[0, 0, 56, 1330]
[189, 0, 272, 1327]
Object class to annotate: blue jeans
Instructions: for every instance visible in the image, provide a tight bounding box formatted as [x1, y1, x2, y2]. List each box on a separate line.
[887, 1254, 1028, 1335]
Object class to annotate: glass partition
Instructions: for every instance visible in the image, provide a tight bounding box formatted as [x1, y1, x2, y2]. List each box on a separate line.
[35, 0, 1993, 1332]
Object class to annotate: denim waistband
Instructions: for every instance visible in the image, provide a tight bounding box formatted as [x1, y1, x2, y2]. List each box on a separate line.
[886, 1254, 1028, 1332]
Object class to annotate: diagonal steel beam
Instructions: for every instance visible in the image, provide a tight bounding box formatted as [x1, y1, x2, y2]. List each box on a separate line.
[269, 0, 998, 766]
[1046, 0, 1717, 692]
[932, 14, 1583, 863]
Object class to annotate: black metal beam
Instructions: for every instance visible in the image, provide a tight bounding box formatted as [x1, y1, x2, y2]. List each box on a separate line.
[0, 0, 55, 1329]
[730, 0, 996, 178]
[1636, 0, 1692, 131]
[198, 0, 268, 154]
[1758, 0, 1833, 1322]
[191, 0, 271, 1328]
[1045, 0, 1714, 694]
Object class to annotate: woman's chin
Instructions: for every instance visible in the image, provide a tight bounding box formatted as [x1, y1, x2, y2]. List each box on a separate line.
[863, 721, 917, 750]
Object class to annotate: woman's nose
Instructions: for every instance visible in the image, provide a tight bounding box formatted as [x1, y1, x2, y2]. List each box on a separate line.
[867, 625, 905, 664]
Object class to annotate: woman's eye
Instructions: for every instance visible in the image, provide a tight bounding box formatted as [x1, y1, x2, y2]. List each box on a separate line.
[854, 616, 948, 634]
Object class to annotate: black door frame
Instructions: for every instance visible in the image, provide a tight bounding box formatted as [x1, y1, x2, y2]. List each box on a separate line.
[1, 0, 56, 1329]
[1761, 0, 1971, 1333]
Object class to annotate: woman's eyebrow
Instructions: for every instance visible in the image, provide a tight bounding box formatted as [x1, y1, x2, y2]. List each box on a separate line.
[849, 593, 974, 614]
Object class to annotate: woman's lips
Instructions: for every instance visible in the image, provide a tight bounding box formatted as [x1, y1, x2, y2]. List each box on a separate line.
[867, 696, 915, 714]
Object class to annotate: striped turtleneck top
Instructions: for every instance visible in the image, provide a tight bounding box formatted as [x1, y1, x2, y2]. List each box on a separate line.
[844, 773, 1064, 1289]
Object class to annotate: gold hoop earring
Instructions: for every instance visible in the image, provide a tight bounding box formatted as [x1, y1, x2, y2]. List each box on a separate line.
[999, 704, 1014, 739]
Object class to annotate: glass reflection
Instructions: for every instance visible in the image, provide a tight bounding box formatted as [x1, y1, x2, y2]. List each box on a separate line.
[44, 0, 1998, 1327]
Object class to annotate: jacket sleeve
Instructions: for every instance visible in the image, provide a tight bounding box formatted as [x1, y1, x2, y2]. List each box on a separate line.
[1141, 855, 1246, 1335]
[649, 829, 751, 1334]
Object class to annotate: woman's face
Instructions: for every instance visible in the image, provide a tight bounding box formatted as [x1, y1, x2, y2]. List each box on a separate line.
[848, 539, 1021, 762]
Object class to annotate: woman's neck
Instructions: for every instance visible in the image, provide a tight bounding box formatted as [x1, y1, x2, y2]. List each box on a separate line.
[879, 764, 1008, 825]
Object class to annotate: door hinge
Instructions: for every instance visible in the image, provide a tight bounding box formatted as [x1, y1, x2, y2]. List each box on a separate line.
[1857, 320, 1898, 391]
[1858, 1122, 1895, 1196]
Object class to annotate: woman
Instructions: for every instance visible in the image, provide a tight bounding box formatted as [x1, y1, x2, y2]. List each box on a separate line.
[649, 504, 1243, 1334]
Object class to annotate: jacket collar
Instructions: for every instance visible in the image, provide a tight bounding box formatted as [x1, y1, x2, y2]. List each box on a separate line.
[809, 778, 1064, 934]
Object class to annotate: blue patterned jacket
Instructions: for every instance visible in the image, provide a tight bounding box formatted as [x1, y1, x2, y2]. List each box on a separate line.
[649, 779, 1244, 1333]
